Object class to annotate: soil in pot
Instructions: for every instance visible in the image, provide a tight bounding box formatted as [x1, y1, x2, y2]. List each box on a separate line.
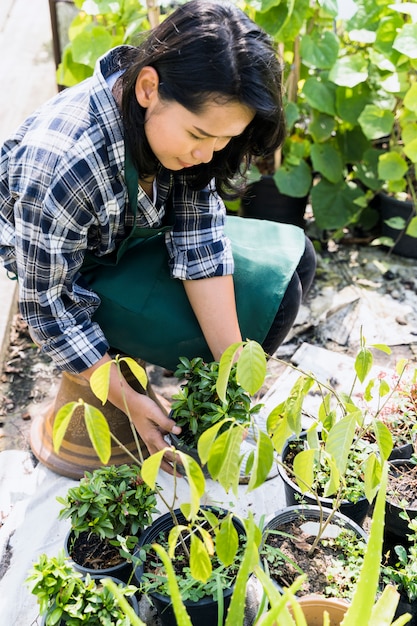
[65, 530, 133, 583]
[279, 435, 372, 527]
[134, 508, 247, 626]
[385, 460, 417, 544]
[261, 505, 368, 602]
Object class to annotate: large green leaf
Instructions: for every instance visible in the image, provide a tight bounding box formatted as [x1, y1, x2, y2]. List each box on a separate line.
[328, 53, 368, 88]
[325, 413, 357, 475]
[293, 449, 316, 493]
[216, 342, 243, 403]
[236, 340, 267, 395]
[274, 160, 313, 198]
[302, 77, 337, 116]
[151, 544, 193, 626]
[216, 515, 239, 567]
[207, 427, 243, 495]
[53, 402, 80, 453]
[309, 112, 336, 143]
[84, 403, 111, 463]
[90, 361, 112, 404]
[378, 152, 409, 182]
[246, 431, 275, 492]
[310, 143, 344, 183]
[71, 25, 113, 67]
[310, 178, 363, 230]
[335, 83, 372, 125]
[190, 533, 212, 583]
[176, 451, 205, 519]
[300, 30, 339, 69]
[358, 104, 395, 140]
[393, 23, 417, 59]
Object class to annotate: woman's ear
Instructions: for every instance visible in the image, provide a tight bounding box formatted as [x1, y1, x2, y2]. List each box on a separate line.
[135, 66, 160, 108]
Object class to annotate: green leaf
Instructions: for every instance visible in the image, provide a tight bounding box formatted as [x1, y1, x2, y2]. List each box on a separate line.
[71, 25, 113, 67]
[120, 357, 148, 389]
[328, 52, 368, 88]
[372, 421, 393, 463]
[370, 585, 409, 626]
[302, 77, 337, 116]
[406, 216, 417, 238]
[323, 455, 340, 498]
[207, 427, 243, 495]
[216, 516, 238, 567]
[310, 179, 363, 230]
[90, 361, 112, 404]
[247, 431, 274, 492]
[190, 533, 212, 583]
[84, 404, 111, 463]
[310, 143, 344, 184]
[141, 449, 167, 489]
[355, 347, 373, 383]
[151, 544, 193, 626]
[325, 413, 357, 475]
[197, 419, 228, 465]
[236, 341, 267, 395]
[341, 463, 388, 625]
[358, 104, 395, 141]
[217, 342, 243, 403]
[225, 518, 260, 626]
[293, 449, 316, 493]
[176, 452, 205, 518]
[393, 23, 417, 59]
[363, 453, 381, 505]
[53, 402, 80, 452]
[300, 30, 339, 69]
[274, 160, 313, 198]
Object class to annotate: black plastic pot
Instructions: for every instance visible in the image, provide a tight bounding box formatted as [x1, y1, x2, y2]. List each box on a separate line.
[372, 192, 417, 259]
[239, 176, 308, 229]
[262, 504, 368, 599]
[65, 530, 133, 583]
[389, 441, 414, 461]
[168, 431, 210, 477]
[133, 507, 246, 626]
[278, 434, 371, 527]
[385, 460, 417, 543]
[394, 594, 417, 626]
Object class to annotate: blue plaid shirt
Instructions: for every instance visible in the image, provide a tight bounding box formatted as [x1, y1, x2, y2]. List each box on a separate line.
[0, 47, 234, 373]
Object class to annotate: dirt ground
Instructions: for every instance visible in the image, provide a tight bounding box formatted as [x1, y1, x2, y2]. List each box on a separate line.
[0, 240, 416, 456]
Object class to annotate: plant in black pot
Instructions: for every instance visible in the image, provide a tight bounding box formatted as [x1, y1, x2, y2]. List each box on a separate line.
[169, 356, 263, 475]
[385, 457, 417, 545]
[57, 463, 158, 582]
[26, 549, 140, 625]
[133, 505, 250, 626]
[382, 514, 417, 626]
[260, 503, 368, 603]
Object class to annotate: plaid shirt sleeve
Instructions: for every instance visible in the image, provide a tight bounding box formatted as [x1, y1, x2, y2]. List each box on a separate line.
[165, 176, 234, 280]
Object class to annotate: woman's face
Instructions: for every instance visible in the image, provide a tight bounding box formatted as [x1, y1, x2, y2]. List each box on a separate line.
[135, 67, 254, 171]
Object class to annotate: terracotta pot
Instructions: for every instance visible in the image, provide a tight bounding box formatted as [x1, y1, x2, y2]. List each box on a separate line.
[278, 434, 371, 527]
[30, 365, 149, 479]
[292, 595, 349, 625]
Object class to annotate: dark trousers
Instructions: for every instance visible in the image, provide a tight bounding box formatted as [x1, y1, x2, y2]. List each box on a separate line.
[262, 236, 316, 355]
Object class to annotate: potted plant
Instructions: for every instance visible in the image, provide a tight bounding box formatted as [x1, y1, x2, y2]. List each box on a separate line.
[346, 2, 417, 257]
[261, 503, 368, 602]
[133, 505, 248, 626]
[385, 457, 417, 544]
[382, 514, 417, 626]
[239, 0, 379, 243]
[25, 549, 140, 625]
[56, 463, 158, 581]
[169, 356, 262, 474]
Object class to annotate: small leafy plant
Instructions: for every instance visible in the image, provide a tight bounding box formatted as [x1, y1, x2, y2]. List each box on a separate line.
[170, 356, 262, 448]
[26, 550, 139, 626]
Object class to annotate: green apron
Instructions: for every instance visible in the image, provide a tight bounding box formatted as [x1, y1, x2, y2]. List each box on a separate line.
[81, 153, 305, 371]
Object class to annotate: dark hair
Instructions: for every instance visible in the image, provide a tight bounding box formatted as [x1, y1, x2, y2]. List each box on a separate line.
[121, 0, 285, 194]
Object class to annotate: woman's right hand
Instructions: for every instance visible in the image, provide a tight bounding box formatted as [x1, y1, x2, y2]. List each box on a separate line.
[81, 354, 182, 475]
